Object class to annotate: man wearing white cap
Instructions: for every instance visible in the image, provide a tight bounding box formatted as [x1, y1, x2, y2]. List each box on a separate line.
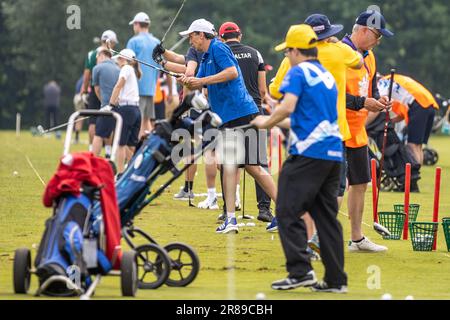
[80, 30, 119, 151]
[179, 19, 278, 235]
[127, 12, 162, 137]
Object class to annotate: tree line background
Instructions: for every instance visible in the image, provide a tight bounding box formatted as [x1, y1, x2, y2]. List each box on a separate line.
[0, 0, 448, 129]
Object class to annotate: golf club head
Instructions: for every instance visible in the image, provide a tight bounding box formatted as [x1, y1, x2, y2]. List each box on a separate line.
[37, 125, 45, 135]
[191, 91, 209, 110]
[209, 112, 223, 128]
[374, 222, 391, 237]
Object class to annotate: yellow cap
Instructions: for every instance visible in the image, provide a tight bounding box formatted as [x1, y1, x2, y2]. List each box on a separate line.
[275, 24, 318, 51]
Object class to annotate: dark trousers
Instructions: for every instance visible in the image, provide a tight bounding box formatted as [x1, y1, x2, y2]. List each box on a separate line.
[276, 156, 347, 286]
[46, 105, 58, 128]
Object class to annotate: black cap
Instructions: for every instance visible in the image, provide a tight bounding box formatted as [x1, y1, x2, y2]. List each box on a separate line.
[356, 10, 394, 37]
[305, 14, 344, 41]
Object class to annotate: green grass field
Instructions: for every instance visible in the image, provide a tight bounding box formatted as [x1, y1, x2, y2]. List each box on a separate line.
[1, 131, 449, 300]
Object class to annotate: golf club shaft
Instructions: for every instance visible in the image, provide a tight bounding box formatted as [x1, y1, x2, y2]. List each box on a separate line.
[108, 45, 183, 78]
[376, 69, 396, 208]
[161, 0, 187, 44]
[41, 116, 90, 134]
[169, 36, 188, 51]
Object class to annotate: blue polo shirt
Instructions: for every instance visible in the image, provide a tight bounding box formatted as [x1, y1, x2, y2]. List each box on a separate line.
[280, 60, 343, 162]
[197, 38, 258, 124]
[127, 32, 160, 97]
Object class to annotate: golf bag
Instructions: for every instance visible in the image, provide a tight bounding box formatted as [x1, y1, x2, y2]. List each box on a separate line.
[366, 113, 421, 192]
[35, 153, 121, 296]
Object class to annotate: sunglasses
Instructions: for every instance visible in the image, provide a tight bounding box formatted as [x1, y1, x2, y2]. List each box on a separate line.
[367, 27, 383, 40]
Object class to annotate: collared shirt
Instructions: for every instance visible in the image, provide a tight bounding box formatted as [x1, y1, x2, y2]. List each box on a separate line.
[280, 60, 342, 162]
[197, 38, 259, 124]
[226, 41, 265, 106]
[92, 59, 120, 107]
[127, 32, 161, 97]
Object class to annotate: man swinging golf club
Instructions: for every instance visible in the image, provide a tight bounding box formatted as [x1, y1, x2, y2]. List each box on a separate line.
[178, 19, 278, 234]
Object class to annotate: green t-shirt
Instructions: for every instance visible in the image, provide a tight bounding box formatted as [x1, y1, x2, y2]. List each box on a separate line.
[84, 48, 99, 86]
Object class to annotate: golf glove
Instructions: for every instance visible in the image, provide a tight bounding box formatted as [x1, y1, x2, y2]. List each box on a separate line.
[100, 105, 113, 112]
[152, 44, 166, 64]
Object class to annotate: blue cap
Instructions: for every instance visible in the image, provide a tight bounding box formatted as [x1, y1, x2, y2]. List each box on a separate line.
[305, 14, 344, 41]
[356, 10, 394, 37]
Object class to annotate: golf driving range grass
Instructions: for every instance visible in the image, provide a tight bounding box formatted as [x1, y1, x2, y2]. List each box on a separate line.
[1, 131, 449, 300]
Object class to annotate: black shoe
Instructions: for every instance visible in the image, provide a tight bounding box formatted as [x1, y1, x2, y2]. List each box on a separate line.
[217, 212, 227, 222]
[258, 209, 274, 223]
[271, 271, 317, 290]
[311, 282, 348, 294]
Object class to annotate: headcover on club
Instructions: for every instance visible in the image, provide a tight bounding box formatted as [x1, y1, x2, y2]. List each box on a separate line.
[374, 222, 391, 237]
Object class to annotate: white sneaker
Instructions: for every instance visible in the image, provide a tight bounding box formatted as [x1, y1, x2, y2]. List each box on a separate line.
[348, 237, 388, 253]
[198, 197, 220, 210]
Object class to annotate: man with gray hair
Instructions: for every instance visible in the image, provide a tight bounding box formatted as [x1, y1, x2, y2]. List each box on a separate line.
[342, 9, 393, 252]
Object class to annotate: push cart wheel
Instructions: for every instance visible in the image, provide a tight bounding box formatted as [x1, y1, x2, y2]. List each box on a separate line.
[13, 248, 31, 294]
[121, 251, 138, 297]
[424, 148, 439, 166]
[135, 244, 171, 290]
[164, 243, 200, 287]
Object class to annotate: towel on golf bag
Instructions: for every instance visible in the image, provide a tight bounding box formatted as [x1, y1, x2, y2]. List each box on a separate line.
[43, 152, 122, 268]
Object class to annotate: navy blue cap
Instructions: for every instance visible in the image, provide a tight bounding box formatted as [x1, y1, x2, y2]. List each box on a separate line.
[356, 10, 394, 37]
[305, 14, 344, 41]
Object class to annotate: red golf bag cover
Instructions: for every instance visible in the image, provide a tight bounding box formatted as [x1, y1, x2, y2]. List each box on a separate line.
[43, 152, 122, 269]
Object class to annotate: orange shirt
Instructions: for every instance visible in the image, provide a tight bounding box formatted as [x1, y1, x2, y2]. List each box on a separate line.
[154, 78, 165, 104]
[345, 50, 377, 148]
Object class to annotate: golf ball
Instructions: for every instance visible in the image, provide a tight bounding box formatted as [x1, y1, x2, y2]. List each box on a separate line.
[405, 295, 414, 300]
[13, 171, 19, 177]
[256, 293, 266, 300]
[381, 293, 392, 300]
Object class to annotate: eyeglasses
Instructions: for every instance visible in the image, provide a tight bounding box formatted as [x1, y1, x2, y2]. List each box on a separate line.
[367, 27, 383, 40]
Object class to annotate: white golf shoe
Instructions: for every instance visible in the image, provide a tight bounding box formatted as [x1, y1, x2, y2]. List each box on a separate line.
[348, 237, 388, 253]
[198, 197, 220, 210]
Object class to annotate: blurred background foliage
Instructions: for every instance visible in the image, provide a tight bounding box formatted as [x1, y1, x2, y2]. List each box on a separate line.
[0, 0, 448, 128]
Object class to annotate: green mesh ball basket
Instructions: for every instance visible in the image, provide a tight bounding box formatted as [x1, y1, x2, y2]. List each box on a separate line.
[378, 212, 405, 240]
[443, 218, 450, 252]
[394, 204, 420, 223]
[409, 222, 438, 252]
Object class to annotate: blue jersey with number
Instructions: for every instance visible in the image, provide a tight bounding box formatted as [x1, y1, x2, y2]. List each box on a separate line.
[280, 60, 343, 162]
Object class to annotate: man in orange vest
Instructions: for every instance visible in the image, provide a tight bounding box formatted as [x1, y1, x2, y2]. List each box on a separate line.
[342, 10, 394, 252]
[378, 74, 439, 165]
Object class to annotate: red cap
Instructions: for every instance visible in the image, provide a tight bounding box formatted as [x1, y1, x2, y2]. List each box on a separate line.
[219, 22, 241, 37]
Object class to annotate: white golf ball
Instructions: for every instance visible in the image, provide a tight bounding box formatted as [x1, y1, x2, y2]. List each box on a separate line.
[405, 295, 414, 300]
[256, 293, 266, 300]
[381, 293, 392, 300]
[13, 171, 19, 177]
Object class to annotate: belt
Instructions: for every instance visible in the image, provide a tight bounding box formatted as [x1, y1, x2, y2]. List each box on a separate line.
[119, 101, 139, 107]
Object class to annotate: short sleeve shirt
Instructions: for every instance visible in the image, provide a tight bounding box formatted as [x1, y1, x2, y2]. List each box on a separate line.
[226, 41, 265, 106]
[127, 32, 161, 97]
[118, 65, 140, 105]
[196, 38, 259, 124]
[92, 59, 121, 107]
[280, 60, 342, 162]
